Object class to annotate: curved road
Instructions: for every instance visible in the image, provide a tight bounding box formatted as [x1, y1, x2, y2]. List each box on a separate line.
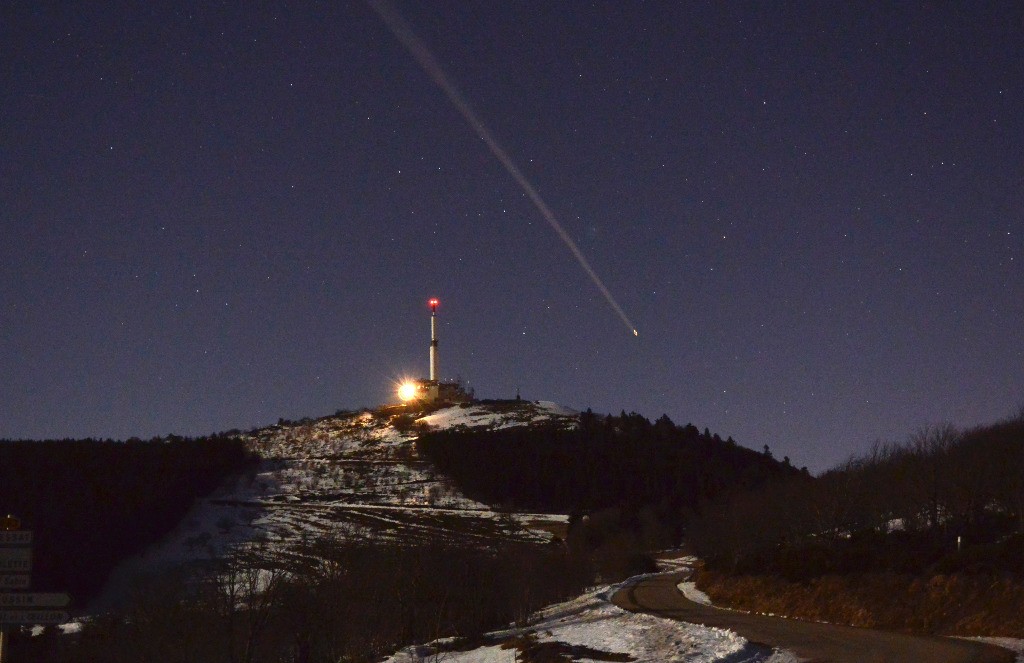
[612, 572, 1014, 663]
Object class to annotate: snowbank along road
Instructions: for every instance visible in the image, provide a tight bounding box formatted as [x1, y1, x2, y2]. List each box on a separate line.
[613, 570, 1015, 663]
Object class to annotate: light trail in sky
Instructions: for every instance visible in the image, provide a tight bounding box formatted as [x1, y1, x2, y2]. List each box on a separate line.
[367, 0, 639, 337]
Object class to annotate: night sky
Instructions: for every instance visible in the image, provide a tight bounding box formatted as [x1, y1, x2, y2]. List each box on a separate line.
[2, 2, 1021, 471]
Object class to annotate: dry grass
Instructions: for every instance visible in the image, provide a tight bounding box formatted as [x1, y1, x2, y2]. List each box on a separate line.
[696, 569, 1024, 636]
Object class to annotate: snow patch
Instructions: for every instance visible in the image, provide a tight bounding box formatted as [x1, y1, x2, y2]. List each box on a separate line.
[95, 400, 578, 609]
[58, 621, 83, 635]
[678, 580, 713, 606]
[655, 555, 713, 606]
[416, 401, 578, 432]
[964, 637, 1024, 662]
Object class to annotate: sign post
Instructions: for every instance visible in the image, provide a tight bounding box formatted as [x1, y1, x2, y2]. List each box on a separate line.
[0, 549, 31, 574]
[0, 593, 71, 609]
[0, 515, 72, 663]
[0, 515, 17, 663]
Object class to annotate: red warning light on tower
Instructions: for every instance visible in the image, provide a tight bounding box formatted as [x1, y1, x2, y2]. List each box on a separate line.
[428, 298, 439, 310]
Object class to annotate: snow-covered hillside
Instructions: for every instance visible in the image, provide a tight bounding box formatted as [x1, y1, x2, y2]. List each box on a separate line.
[91, 400, 809, 663]
[122, 400, 578, 568]
[416, 400, 577, 431]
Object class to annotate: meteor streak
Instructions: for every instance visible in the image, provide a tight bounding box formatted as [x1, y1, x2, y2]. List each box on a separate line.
[367, 0, 638, 337]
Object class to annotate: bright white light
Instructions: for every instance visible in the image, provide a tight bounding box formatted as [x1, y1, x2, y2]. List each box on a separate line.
[397, 382, 418, 402]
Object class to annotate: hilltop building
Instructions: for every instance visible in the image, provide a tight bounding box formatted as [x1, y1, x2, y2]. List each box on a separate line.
[397, 298, 473, 405]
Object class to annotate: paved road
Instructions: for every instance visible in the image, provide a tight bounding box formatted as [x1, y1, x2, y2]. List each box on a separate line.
[612, 572, 1014, 663]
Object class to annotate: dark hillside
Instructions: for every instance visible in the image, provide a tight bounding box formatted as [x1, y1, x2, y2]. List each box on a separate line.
[417, 410, 802, 527]
[691, 416, 1024, 578]
[0, 435, 254, 605]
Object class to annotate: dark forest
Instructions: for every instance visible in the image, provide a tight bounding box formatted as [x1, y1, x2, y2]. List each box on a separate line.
[0, 435, 254, 605]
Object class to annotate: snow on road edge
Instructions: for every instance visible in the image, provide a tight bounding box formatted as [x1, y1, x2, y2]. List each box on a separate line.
[679, 580, 713, 606]
[963, 638, 1024, 663]
[385, 568, 801, 663]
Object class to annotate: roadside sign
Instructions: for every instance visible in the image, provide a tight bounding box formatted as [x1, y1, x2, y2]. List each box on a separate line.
[0, 610, 69, 625]
[0, 533, 31, 547]
[0, 578, 29, 590]
[0, 594, 70, 608]
[0, 551, 30, 574]
[0, 578, 28, 590]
